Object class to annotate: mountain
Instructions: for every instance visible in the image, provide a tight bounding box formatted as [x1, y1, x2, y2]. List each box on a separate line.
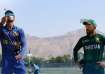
[0, 29, 102, 58]
[26, 29, 86, 58]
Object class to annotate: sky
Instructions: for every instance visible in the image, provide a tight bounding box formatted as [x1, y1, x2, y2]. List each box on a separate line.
[0, 0, 105, 37]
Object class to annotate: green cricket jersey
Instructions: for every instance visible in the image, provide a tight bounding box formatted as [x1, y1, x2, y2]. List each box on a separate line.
[73, 33, 105, 63]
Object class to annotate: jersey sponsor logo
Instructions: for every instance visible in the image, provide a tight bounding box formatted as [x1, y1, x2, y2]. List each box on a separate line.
[84, 44, 100, 50]
[13, 31, 19, 37]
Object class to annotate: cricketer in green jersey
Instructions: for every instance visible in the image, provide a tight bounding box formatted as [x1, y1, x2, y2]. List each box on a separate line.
[73, 19, 105, 74]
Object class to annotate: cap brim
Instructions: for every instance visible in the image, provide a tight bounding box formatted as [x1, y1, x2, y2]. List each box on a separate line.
[82, 21, 90, 25]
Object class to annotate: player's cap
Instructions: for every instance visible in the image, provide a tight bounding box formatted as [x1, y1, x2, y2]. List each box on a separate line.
[5, 10, 15, 16]
[81, 19, 97, 27]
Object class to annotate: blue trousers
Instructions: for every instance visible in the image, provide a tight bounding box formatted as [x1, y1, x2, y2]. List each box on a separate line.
[2, 56, 26, 74]
[82, 63, 104, 74]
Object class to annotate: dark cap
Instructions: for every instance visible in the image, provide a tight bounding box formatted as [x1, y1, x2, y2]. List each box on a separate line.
[5, 10, 15, 16]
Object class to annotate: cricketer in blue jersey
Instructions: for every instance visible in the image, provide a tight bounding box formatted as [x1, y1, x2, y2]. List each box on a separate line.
[0, 10, 26, 74]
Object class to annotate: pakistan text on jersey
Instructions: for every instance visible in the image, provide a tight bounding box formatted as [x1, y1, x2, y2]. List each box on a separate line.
[84, 44, 101, 50]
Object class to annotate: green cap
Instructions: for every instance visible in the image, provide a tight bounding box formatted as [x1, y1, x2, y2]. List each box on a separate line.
[81, 19, 97, 27]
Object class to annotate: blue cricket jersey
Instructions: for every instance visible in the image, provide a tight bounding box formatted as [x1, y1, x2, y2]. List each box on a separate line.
[0, 25, 26, 57]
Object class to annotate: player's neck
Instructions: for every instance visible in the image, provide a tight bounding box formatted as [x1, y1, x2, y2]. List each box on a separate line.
[6, 22, 14, 31]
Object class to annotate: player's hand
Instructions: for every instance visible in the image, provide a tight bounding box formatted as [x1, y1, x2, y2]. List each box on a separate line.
[15, 54, 22, 61]
[0, 16, 7, 25]
[97, 61, 105, 68]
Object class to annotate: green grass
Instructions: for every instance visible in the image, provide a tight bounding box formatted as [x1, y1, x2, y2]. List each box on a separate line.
[39, 67, 82, 74]
[0, 67, 82, 74]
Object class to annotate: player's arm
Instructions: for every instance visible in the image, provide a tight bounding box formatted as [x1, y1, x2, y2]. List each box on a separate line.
[0, 17, 6, 28]
[103, 36, 105, 45]
[15, 29, 27, 60]
[0, 17, 6, 40]
[97, 36, 105, 68]
[73, 38, 83, 63]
